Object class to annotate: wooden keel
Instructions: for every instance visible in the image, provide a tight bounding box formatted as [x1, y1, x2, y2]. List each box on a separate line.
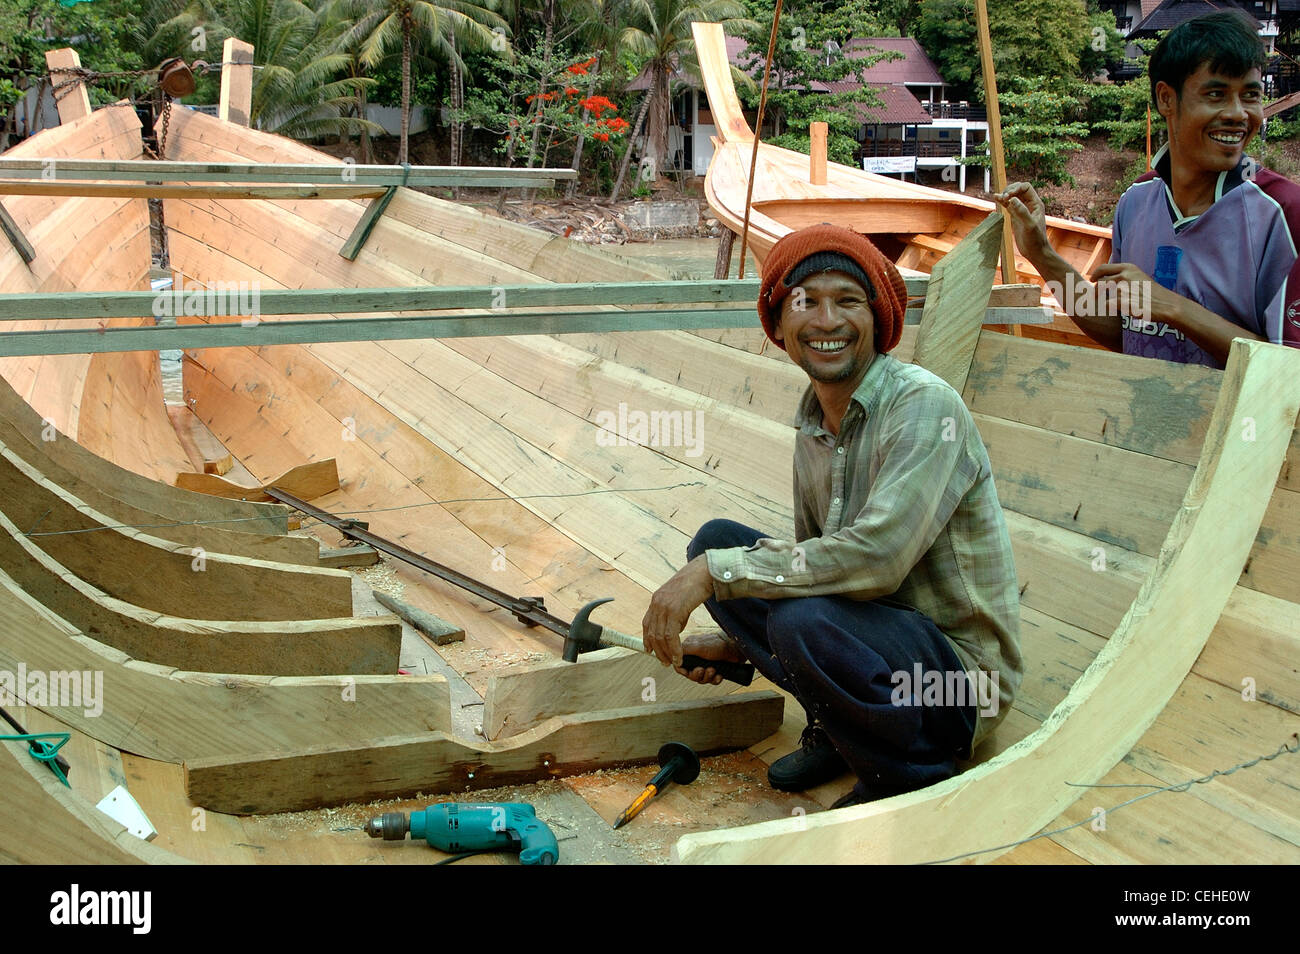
[674, 338, 1300, 863]
[183, 691, 786, 814]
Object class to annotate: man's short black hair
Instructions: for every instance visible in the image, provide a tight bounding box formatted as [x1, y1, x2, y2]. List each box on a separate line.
[1149, 10, 1268, 104]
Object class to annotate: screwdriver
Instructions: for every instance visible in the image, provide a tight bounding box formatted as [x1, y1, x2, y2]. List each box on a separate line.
[613, 741, 701, 829]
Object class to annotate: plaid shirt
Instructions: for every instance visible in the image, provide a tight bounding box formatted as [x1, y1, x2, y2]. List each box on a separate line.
[706, 353, 1022, 743]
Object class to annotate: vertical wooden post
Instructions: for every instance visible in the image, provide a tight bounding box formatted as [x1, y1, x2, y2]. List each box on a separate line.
[809, 121, 827, 185]
[714, 228, 736, 279]
[974, 0, 1021, 336]
[219, 38, 255, 128]
[44, 49, 92, 124]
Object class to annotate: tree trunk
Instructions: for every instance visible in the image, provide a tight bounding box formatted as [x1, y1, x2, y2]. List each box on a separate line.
[360, 83, 373, 163]
[566, 67, 599, 198]
[450, 48, 464, 167]
[399, 16, 412, 164]
[609, 89, 653, 201]
[644, 61, 671, 176]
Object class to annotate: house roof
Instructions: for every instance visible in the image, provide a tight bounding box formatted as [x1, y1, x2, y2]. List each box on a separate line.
[1132, 0, 1261, 34]
[855, 84, 935, 125]
[842, 37, 946, 86]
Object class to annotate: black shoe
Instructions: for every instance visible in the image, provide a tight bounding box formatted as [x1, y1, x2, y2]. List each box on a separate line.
[768, 724, 849, 792]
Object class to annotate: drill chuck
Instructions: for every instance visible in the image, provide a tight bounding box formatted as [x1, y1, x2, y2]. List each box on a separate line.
[365, 812, 411, 840]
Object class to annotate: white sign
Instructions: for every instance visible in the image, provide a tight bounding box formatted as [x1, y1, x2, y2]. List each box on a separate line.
[863, 156, 916, 174]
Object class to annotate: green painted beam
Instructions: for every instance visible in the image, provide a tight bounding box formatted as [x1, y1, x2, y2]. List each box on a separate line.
[339, 187, 397, 261]
[0, 158, 576, 187]
[0, 308, 761, 357]
[0, 280, 764, 322]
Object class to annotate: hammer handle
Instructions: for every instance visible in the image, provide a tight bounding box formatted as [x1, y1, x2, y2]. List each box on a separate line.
[597, 627, 755, 686]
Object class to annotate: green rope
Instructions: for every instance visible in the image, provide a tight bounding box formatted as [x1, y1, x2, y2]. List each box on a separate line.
[0, 732, 71, 787]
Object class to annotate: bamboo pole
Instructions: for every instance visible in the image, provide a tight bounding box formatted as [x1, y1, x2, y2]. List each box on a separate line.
[738, 0, 785, 280]
[974, 0, 1021, 336]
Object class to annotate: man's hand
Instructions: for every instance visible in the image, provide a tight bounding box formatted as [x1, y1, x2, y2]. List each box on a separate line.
[1091, 261, 1263, 364]
[642, 555, 715, 668]
[675, 632, 747, 685]
[993, 182, 1050, 262]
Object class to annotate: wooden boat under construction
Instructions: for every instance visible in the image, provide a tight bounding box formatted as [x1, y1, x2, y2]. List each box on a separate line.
[693, 22, 1115, 348]
[1, 47, 1298, 866]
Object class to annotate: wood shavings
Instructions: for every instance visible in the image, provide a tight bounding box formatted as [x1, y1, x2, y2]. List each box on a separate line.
[356, 559, 405, 598]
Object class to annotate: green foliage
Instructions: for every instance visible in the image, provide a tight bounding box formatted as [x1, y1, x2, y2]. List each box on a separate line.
[915, 0, 1093, 101]
[1263, 116, 1300, 142]
[1086, 38, 1160, 152]
[1079, 8, 1124, 80]
[969, 77, 1089, 186]
[735, 0, 892, 165]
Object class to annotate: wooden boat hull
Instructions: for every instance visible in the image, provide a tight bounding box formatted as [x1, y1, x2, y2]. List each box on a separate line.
[1, 90, 1297, 864]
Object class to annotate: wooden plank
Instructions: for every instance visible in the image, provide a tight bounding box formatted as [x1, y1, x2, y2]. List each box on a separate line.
[0, 182, 392, 200]
[218, 38, 254, 127]
[674, 338, 1300, 863]
[0, 438, 354, 622]
[962, 330, 1300, 495]
[0, 280, 764, 321]
[0, 373, 289, 535]
[0, 157, 577, 186]
[0, 565, 453, 764]
[909, 211, 1003, 393]
[0, 738, 183, 864]
[483, 647, 731, 739]
[184, 691, 786, 814]
[44, 49, 92, 123]
[0, 502, 403, 675]
[0, 202, 35, 264]
[340, 186, 397, 260]
[176, 458, 340, 502]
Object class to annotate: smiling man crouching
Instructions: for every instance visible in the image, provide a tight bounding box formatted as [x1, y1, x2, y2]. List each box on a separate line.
[641, 225, 1022, 808]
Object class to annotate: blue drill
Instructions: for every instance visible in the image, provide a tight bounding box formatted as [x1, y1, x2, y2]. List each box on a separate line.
[364, 802, 559, 865]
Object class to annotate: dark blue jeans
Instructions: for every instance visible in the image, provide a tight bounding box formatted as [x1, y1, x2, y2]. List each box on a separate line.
[688, 519, 977, 796]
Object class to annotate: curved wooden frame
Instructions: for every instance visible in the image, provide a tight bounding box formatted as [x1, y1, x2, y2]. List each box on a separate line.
[1, 738, 184, 864]
[0, 565, 449, 763]
[0, 505, 401, 675]
[674, 338, 1300, 863]
[0, 437, 354, 622]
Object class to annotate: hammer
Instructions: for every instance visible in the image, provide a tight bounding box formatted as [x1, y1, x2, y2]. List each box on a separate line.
[563, 598, 754, 686]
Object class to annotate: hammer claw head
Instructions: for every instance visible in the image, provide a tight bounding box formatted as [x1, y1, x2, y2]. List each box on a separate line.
[563, 597, 615, 662]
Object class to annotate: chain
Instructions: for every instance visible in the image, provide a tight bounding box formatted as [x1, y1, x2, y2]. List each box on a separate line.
[156, 95, 173, 159]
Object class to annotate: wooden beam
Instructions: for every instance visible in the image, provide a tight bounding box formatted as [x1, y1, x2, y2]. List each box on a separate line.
[44, 49, 91, 124]
[0, 565, 452, 764]
[0, 280, 763, 321]
[1, 738, 185, 864]
[0, 438, 354, 623]
[175, 459, 340, 502]
[0, 308, 762, 357]
[183, 692, 785, 814]
[809, 121, 827, 185]
[0, 373, 290, 536]
[910, 211, 1003, 392]
[218, 38, 254, 127]
[340, 186, 397, 260]
[0, 202, 35, 264]
[0, 158, 577, 186]
[674, 338, 1300, 863]
[0, 182, 391, 200]
[483, 647, 729, 739]
[0, 504, 403, 676]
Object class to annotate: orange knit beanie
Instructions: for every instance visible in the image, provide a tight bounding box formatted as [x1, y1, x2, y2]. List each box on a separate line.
[757, 224, 909, 354]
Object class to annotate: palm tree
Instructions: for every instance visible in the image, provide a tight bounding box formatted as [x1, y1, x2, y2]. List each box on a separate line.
[613, 0, 753, 196]
[341, 0, 507, 164]
[137, 0, 378, 141]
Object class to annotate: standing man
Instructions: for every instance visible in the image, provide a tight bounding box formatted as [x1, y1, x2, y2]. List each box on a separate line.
[641, 225, 1022, 808]
[996, 9, 1300, 367]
